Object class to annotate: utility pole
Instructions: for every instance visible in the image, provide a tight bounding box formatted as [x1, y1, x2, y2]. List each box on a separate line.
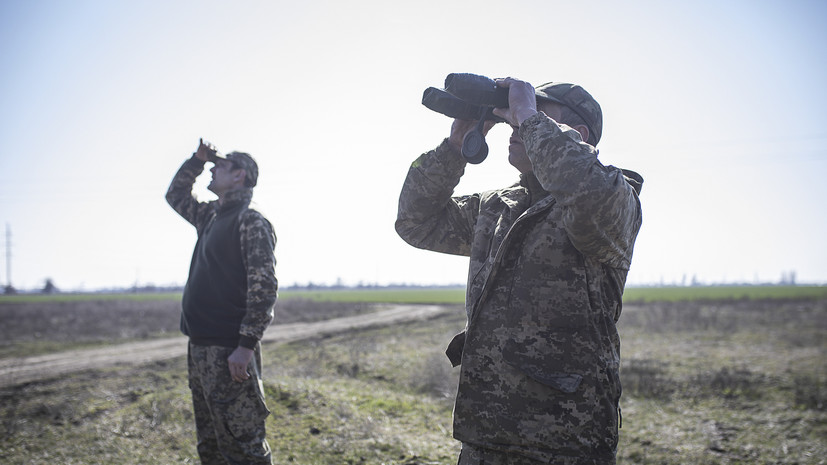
[4, 223, 13, 294]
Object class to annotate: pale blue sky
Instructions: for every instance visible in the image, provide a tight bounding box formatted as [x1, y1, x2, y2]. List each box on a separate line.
[1, 0, 826, 290]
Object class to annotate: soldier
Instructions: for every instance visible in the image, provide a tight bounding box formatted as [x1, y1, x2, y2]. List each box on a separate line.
[166, 139, 277, 465]
[396, 78, 643, 464]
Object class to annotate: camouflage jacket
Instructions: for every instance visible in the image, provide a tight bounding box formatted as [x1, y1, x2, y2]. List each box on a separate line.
[396, 113, 642, 464]
[166, 156, 277, 349]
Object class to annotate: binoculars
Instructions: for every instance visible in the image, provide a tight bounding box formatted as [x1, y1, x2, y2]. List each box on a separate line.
[422, 73, 508, 164]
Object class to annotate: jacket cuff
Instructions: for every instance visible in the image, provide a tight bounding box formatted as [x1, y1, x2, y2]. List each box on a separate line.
[186, 154, 207, 167]
[519, 111, 558, 142]
[434, 138, 468, 170]
[238, 335, 258, 350]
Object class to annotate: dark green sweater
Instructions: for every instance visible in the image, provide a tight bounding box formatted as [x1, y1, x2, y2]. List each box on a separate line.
[167, 156, 277, 350]
[181, 197, 250, 348]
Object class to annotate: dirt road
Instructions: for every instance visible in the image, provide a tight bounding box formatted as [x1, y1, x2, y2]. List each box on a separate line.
[0, 304, 447, 389]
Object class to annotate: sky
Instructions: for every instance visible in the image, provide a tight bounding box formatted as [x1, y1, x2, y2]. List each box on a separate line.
[1, 0, 826, 291]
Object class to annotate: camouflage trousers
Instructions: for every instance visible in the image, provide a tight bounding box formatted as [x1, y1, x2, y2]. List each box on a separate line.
[457, 443, 551, 465]
[187, 342, 272, 465]
[457, 443, 614, 465]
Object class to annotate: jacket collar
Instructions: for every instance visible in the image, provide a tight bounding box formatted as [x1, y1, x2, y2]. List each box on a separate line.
[520, 172, 551, 207]
[217, 188, 253, 212]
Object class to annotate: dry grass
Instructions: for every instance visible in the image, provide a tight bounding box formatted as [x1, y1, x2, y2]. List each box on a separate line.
[617, 299, 826, 464]
[1, 296, 825, 464]
[0, 297, 373, 357]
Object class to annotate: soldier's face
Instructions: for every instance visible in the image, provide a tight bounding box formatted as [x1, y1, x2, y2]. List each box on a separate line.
[507, 125, 531, 174]
[508, 102, 565, 174]
[208, 160, 243, 195]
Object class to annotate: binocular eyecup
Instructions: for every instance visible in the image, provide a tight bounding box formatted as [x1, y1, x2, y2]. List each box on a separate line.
[421, 73, 508, 164]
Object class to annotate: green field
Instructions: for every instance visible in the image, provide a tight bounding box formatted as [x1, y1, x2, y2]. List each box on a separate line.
[284, 285, 827, 303]
[279, 287, 467, 304]
[2, 285, 825, 305]
[621, 285, 827, 302]
[0, 292, 182, 304]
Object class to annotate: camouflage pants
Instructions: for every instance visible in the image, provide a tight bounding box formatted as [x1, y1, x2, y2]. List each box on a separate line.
[457, 443, 614, 465]
[457, 443, 549, 465]
[187, 342, 272, 465]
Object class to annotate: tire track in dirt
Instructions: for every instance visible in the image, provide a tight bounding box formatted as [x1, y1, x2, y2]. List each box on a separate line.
[0, 304, 447, 388]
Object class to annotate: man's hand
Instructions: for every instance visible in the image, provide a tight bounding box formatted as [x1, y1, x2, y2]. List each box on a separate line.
[227, 346, 254, 383]
[448, 118, 497, 154]
[492, 78, 537, 127]
[194, 138, 218, 162]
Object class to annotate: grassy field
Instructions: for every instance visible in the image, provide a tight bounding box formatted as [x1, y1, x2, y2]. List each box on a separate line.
[1, 287, 825, 464]
[280, 287, 467, 304]
[621, 285, 827, 302]
[282, 285, 827, 304]
[2, 284, 824, 305]
[0, 297, 377, 358]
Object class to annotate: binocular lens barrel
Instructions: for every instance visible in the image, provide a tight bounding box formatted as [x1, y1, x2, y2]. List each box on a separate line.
[422, 73, 509, 164]
[445, 73, 509, 109]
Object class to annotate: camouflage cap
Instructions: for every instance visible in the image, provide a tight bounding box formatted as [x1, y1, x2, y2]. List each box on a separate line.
[208, 150, 259, 187]
[226, 152, 258, 187]
[534, 82, 602, 146]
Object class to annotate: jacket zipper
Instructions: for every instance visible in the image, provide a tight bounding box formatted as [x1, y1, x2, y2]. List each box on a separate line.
[468, 197, 556, 326]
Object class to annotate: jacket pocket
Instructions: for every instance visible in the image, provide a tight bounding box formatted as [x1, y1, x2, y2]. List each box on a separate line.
[213, 377, 271, 441]
[502, 340, 583, 393]
[508, 360, 582, 393]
